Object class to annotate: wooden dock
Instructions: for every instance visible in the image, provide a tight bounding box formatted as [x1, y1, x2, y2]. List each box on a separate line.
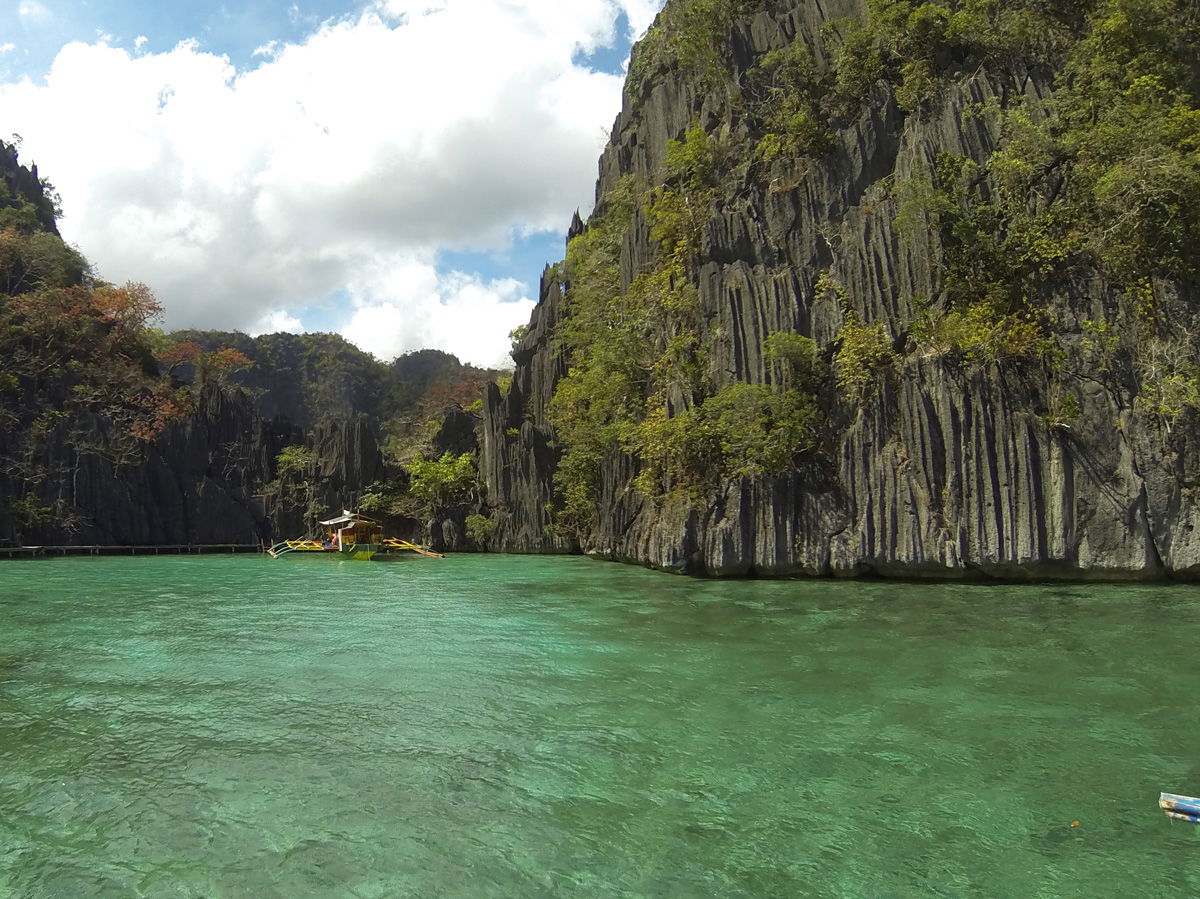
[0, 544, 263, 559]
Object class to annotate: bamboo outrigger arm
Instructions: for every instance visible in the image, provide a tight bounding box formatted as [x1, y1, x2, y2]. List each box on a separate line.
[382, 538, 445, 558]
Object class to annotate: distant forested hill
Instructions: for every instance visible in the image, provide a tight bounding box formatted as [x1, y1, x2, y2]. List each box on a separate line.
[167, 330, 500, 455]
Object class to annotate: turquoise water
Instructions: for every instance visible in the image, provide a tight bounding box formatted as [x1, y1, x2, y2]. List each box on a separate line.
[1, 554, 1198, 897]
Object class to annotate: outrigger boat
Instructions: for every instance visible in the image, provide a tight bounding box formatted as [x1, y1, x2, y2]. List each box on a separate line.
[267, 510, 444, 561]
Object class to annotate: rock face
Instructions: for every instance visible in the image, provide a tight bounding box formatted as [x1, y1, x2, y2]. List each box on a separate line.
[0, 382, 394, 548]
[481, 0, 1200, 579]
[478, 271, 573, 554]
[267, 416, 389, 543]
[6, 385, 282, 545]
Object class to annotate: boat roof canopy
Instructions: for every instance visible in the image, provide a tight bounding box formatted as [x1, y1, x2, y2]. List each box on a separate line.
[319, 510, 380, 527]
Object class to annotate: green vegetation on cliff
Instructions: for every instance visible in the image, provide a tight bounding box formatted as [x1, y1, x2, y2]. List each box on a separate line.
[834, 0, 1199, 294]
[865, 0, 1200, 422]
[0, 139, 61, 235]
[629, 0, 764, 97]
[549, 126, 819, 533]
[542, 0, 1200, 544]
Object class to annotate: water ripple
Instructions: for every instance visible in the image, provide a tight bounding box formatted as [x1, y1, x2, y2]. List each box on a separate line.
[3, 555, 1200, 894]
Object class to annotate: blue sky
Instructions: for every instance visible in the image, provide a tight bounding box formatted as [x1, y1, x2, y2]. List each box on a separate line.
[0, 0, 661, 365]
[5, 2, 342, 73]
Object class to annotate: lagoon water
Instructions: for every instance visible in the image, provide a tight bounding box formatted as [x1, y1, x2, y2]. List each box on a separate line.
[1, 553, 1198, 896]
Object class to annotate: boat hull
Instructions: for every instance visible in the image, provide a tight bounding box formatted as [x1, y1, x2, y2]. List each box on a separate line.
[1160, 793, 1200, 822]
[268, 532, 442, 561]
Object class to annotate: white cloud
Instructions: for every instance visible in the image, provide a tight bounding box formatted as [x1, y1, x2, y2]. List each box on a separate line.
[246, 259, 537, 366]
[0, 1, 662, 365]
[134, 35, 148, 50]
[0, 43, 15, 54]
[338, 256, 535, 367]
[249, 307, 304, 336]
[251, 40, 280, 59]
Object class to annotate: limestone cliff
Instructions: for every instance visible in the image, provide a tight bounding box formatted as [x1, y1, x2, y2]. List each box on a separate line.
[482, 0, 1200, 579]
[2, 384, 278, 545]
[0, 375, 402, 548]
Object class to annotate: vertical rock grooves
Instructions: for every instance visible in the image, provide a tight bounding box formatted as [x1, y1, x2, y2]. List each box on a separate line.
[481, 0, 1200, 580]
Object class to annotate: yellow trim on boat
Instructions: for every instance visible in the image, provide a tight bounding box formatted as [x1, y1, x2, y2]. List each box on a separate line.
[383, 538, 445, 558]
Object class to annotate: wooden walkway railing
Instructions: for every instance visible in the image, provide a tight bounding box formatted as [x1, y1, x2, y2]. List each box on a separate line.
[0, 544, 263, 559]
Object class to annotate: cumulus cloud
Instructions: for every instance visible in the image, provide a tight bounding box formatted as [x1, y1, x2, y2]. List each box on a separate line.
[338, 256, 535, 368]
[0, 0, 663, 365]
